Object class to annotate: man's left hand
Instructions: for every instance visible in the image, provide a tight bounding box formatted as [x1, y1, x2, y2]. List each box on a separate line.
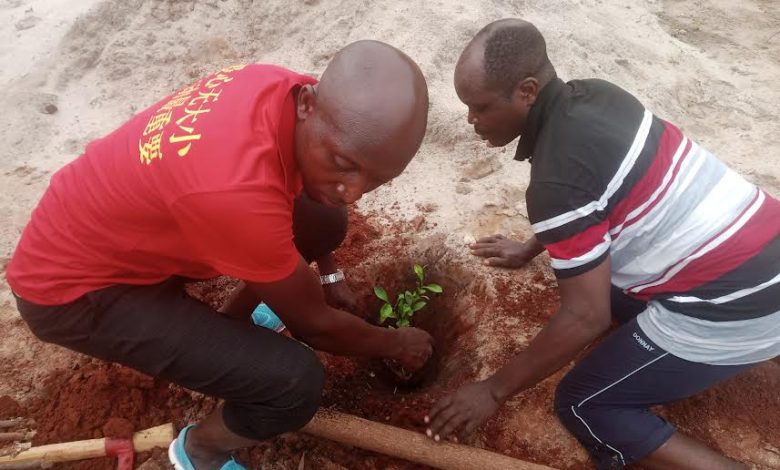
[425, 380, 501, 442]
[323, 281, 357, 311]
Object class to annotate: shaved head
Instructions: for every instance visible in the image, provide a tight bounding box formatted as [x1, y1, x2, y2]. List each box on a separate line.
[317, 40, 429, 163]
[294, 40, 429, 207]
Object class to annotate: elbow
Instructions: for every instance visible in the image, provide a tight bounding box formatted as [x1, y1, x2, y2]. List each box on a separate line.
[288, 325, 324, 346]
[286, 320, 333, 349]
[562, 305, 611, 337]
[590, 313, 611, 334]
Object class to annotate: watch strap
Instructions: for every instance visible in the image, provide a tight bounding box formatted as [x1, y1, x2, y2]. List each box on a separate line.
[319, 270, 345, 285]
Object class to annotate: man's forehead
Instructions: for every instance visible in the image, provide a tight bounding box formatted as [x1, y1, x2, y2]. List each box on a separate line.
[456, 45, 488, 85]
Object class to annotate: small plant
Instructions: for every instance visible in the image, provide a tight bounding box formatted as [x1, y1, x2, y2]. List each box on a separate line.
[373, 264, 443, 329]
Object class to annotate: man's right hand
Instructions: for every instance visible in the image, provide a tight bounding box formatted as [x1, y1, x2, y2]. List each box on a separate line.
[391, 327, 434, 371]
[469, 234, 542, 268]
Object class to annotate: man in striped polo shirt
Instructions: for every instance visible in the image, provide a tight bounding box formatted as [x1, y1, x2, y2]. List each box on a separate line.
[425, 19, 779, 470]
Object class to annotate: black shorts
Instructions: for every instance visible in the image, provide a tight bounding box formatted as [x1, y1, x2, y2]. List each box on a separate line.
[15, 277, 324, 440]
[554, 288, 754, 469]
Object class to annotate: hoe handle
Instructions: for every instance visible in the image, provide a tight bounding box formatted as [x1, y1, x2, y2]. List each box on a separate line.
[0, 423, 174, 468]
[303, 409, 558, 470]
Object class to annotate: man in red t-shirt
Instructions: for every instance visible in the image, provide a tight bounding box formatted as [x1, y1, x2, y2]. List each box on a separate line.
[7, 40, 430, 470]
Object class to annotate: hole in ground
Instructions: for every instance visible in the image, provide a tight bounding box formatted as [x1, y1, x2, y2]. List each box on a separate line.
[317, 255, 483, 437]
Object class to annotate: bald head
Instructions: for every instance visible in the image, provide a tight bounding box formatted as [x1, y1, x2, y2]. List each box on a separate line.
[294, 40, 429, 207]
[458, 19, 555, 96]
[318, 40, 429, 162]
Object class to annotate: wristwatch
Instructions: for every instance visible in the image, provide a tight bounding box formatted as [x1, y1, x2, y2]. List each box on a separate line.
[319, 270, 345, 285]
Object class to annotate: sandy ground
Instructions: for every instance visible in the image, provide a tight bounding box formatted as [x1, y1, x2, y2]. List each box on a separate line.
[1, 0, 779, 469]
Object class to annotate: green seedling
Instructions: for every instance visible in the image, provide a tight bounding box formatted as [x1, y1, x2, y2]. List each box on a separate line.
[373, 264, 443, 329]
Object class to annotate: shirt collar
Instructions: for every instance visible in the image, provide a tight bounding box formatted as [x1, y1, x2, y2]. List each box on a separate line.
[513, 76, 566, 162]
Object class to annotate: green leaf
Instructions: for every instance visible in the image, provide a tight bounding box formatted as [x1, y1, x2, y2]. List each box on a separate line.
[412, 300, 427, 312]
[379, 303, 395, 324]
[374, 286, 390, 303]
[397, 318, 410, 328]
[413, 264, 424, 282]
[401, 303, 412, 316]
[424, 283, 443, 294]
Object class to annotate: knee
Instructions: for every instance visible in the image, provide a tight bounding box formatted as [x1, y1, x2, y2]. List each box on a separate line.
[275, 346, 325, 429]
[554, 375, 602, 438]
[553, 374, 580, 421]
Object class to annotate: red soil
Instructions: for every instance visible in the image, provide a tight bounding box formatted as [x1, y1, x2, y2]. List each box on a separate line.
[0, 395, 21, 418]
[9, 208, 780, 469]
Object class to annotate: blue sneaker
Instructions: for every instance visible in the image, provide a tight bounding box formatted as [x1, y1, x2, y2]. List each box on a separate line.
[251, 303, 285, 332]
[168, 424, 247, 470]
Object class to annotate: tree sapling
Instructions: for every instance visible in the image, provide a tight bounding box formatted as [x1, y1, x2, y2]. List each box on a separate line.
[373, 264, 442, 329]
[373, 264, 443, 381]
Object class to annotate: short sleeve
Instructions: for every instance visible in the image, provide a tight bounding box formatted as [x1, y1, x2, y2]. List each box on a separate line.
[527, 182, 611, 278]
[170, 186, 299, 283]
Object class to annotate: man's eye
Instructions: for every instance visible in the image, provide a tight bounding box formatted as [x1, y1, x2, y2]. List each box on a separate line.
[333, 155, 354, 170]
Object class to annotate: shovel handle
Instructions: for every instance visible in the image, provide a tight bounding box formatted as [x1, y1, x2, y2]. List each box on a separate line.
[0, 423, 174, 468]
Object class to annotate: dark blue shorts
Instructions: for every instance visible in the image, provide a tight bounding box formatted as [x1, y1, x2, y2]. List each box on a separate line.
[554, 287, 754, 469]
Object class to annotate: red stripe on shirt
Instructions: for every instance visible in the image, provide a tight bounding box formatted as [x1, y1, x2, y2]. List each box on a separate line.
[631, 192, 780, 299]
[610, 123, 690, 238]
[546, 220, 610, 261]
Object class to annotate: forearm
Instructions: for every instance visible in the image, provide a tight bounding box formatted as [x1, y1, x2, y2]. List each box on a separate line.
[487, 305, 609, 403]
[315, 252, 338, 274]
[296, 306, 398, 358]
[525, 235, 545, 259]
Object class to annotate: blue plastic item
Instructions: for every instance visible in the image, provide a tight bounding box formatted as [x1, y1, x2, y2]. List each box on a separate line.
[251, 302, 286, 332]
[169, 424, 246, 470]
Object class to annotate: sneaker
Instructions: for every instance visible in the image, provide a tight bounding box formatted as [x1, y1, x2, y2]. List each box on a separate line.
[251, 302, 286, 332]
[168, 425, 247, 470]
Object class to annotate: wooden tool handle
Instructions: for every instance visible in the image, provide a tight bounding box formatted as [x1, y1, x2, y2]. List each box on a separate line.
[303, 409, 557, 470]
[132, 423, 176, 452]
[0, 423, 174, 467]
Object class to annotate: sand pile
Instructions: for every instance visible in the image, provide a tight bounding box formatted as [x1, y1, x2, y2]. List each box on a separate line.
[1, 0, 778, 468]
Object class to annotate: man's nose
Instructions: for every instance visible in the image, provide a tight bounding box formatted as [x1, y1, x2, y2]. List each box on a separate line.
[343, 187, 363, 204]
[467, 110, 477, 125]
[337, 181, 364, 205]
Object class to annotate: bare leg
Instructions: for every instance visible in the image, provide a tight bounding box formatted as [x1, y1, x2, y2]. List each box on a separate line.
[184, 405, 257, 470]
[640, 432, 746, 470]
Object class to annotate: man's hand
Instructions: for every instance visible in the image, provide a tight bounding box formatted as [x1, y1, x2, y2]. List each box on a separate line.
[323, 281, 358, 311]
[425, 380, 501, 441]
[391, 327, 434, 371]
[469, 234, 543, 268]
[424, 257, 613, 444]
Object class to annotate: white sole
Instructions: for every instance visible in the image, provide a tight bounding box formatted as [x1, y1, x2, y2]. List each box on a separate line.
[168, 438, 187, 470]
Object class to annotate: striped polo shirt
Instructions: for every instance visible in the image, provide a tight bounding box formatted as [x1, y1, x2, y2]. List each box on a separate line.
[519, 77, 780, 366]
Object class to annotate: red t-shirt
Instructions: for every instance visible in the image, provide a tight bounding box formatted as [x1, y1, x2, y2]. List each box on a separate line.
[7, 64, 317, 305]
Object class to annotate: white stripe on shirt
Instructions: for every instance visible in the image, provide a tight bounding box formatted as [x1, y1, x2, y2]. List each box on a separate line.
[668, 271, 780, 304]
[629, 189, 764, 294]
[609, 136, 689, 238]
[550, 233, 612, 270]
[532, 109, 653, 234]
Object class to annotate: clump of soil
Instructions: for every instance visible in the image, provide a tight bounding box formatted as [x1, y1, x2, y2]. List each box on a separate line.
[102, 417, 134, 439]
[0, 395, 22, 418]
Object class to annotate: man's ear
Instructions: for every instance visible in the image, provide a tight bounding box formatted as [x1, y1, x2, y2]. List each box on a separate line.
[297, 84, 317, 120]
[513, 77, 540, 108]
